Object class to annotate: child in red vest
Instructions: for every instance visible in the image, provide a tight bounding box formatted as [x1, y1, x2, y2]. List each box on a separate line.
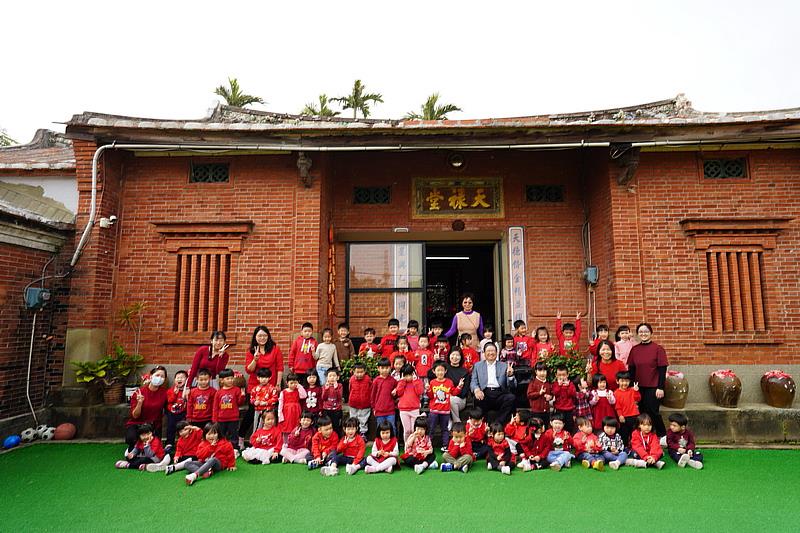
[184, 423, 236, 485]
[187, 369, 215, 428]
[402, 417, 437, 474]
[308, 416, 339, 471]
[250, 367, 279, 431]
[212, 368, 245, 450]
[487, 423, 515, 475]
[165, 370, 188, 449]
[365, 420, 399, 474]
[115, 423, 168, 471]
[348, 362, 372, 440]
[441, 422, 475, 473]
[322, 417, 367, 476]
[288, 322, 317, 385]
[427, 361, 463, 451]
[629, 413, 664, 469]
[163, 421, 203, 475]
[541, 413, 574, 471]
[573, 416, 605, 471]
[242, 410, 282, 464]
[280, 412, 315, 464]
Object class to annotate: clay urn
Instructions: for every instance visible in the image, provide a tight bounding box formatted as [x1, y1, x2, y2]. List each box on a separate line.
[709, 369, 741, 408]
[760, 370, 796, 408]
[663, 370, 689, 409]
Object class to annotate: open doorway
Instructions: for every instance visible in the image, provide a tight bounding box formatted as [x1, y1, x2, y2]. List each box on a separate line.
[425, 243, 498, 334]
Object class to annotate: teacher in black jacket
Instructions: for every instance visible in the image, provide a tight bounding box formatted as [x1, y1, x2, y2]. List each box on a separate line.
[470, 344, 516, 424]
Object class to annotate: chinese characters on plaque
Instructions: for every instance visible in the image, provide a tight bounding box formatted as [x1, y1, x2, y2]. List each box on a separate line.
[413, 178, 503, 218]
[508, 227, 527, 323]
[393, 243, 410, 329]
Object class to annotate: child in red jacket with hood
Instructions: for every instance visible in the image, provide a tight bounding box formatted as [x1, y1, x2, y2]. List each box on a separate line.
[184, 423, 236, 485]
[348, 362, 372, 440]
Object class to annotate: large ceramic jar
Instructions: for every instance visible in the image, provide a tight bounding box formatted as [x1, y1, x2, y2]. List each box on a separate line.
[709, 369, 741, 408]
[760, 370, 796, 408]
[663, 370, 689, 409]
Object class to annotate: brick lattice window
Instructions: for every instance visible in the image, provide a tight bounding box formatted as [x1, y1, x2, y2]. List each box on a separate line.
[174, 252, 231, 332]
[190, 163, 230, 183]
[706, 249, 766, 332]
[526, 185, 565, 202]
[353, 186, 391, 204]
[703, 158, 746, 179]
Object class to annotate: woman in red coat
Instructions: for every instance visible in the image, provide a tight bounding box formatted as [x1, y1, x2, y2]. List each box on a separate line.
[239, 326, 284, 442]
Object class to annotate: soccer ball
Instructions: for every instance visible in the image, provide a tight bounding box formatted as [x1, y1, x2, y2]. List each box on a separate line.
[40, 427, 56, 440]
[20, 428, 38, 442]
[35, 425, 49, 438]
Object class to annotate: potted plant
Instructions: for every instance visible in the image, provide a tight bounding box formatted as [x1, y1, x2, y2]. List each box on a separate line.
[72, 343, 145, 405]
[709, 369, 742, 408]
[761, 370, 796, 408]
[542, 347, 588, 382]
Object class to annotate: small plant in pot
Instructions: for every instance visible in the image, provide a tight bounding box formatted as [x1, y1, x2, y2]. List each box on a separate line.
[72, 343, 145, 405]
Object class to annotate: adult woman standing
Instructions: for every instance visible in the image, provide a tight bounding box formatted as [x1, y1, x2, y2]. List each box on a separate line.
[445, 349, 470, 423]
[627, 323, 669, 437]
[125, 365, 169, 451]
[240, 326, 284, 442]
[442, 293, 484, 349]
[185, 331, 229, 394]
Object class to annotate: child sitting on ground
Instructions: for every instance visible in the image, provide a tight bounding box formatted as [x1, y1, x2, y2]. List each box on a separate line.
[280, 412, 315, 464]
[322, 417, 367, 476]
[441, 422, 475, 473]
[466, 408, 490, 459]
[573, 416, 604, 471]
[667, 412, 704, 469]
[163, 421, 203, 475]
[504, 409, 530, 449]
[517, 417, 547, 471]
[115, 423, 169, 471]
[307, 416, 339, 470]
[486, 423, 515, 475]
[242, 411, 282, 464]
[184, 423, 237, 485]
[542, 413, 574, 472]
[598, 416, 628, 470]
[629, 414, 665, 469]
[402, 416, 437, 474]
[365, 421, 399, 474]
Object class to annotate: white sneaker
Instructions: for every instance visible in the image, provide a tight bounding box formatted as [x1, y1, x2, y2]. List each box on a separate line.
[487, 463, 493, 470]
[386, 465, 393, 474]
[501, 465, 511, 475]
[461, 465, 469, 473]
[345, 464, 357, 475]
[115, 460, 129, 469]
[414, 464, 425, 475]
[656, 460, 665, 470]
[688, 459, 704, 470]
[609, 460, 621, 470]
[520, 459, 532, 472]
[146, 462, 167, 472]
[364, 466, 375, 474]
[549, 462, 561, 472]
[636, 459, 647, 468]
[625, 458, 638, 467]
[428, 460, 438, 470]
[185, 473, 197, 485]
[678, 453, 690, 468]
[234, 449, 240, 459]
[321, 465, 338, 476]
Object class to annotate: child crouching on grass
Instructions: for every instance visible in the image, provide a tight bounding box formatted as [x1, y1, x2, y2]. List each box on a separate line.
[322, 417, 367, 476]
[486, 423, 515, 475]
[163, 422, 202, 475]
[242, 411, 282, 464]
[115, 423, 170, 471]
[542, 413, 574, 472]
[184, 423, 237, 485]
[441, 422, 474, 473]
[365, 421, 399, 474]
[629, 414, 664, 469]
[667, 412, 704, 469]
[402, 416, 438, 474]
[281, 412, 315, 464]
[308, 416, 339, 471]
[517, 417, 547, 471]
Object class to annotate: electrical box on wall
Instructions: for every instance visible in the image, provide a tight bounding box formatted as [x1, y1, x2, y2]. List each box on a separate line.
[584, 265, 599, 285]
[25, 287, 51, 310]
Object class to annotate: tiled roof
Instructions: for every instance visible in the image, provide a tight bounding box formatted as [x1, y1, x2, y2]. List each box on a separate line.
[64, 94, 800, 133]
[0, 129, 75, 170]
[0, 180, 75, 228]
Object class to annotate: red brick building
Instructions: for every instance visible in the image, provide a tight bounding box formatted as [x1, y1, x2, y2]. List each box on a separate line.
[10, 94, 799, 411]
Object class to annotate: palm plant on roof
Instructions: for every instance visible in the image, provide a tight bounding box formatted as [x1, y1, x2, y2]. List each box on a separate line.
[404, 93, 462, 120]
[0, 128, 15, 146]
[214, 77, 265, 107]
[332, 80, 384, 119]
[301, 94, 340, 117]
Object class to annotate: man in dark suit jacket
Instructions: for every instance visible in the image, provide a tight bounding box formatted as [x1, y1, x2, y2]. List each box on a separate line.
[470, 344, 516, 424]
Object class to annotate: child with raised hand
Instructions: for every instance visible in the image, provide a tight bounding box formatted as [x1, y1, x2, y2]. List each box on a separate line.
[314, 328, 340, 384]
[288, 322, 317, 385]
[184, 423, 237, 485]
[302, 372, 322, 419]
[165, 370, 188, 450]
[211, 368, 245, 451]
[486, 423, 515, 475]
[532, 326, 556, 362]
[402, 416, 437, 474]
[280, 412, 315, 464]
[427, 361, 464, 451]
[116, 423, 169, 471]
[321, 369, 344, 436]
[458, 333, 479, 372]
[667, 412, 704, 469]
[395, 363, 424, 442]
[504, 409, 530, 449]
[428, 321, 447, 352]
[347, 362, 372, 440]
[242, 410, 282, 464]
[163, 421, 202, 475]
[323, 417, 366, 476]
[359, 327, 379, 357]
[590, 373, 617, 431]
[441, 422, 474, 473]
[629, 414, 665, 469]
[250, 367, 279, 431]
[186, 368, 215, 429]
[527, 362, 552, 427]
[517, 417, 547, 471]
[552, 365, 578, 434]
[573, 416, 605, 471]
[555, 311, 582, 354]
[365, 421, 399, 474]
[598, 417, 628, 470]
[500, 334, 521, 365]
[432, 337, 450, 363]
[542, 413, 574, 472]
[466, 408, 490, 459]
[308, 415, 339, 471]
[614, 371, 641, 445]
[589, 324, 613, 358]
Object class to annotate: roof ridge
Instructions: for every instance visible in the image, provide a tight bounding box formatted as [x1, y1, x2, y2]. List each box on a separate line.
[0, 129, 72, 151]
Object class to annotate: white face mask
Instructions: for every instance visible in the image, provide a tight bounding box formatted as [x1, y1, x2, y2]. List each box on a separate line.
[150, 375, 165, 387]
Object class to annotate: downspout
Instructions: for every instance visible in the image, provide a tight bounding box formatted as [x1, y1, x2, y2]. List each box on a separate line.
[71, 142, 114, 267]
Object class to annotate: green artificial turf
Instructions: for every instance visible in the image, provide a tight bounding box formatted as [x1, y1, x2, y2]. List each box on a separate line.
[1, 444, 798, 532]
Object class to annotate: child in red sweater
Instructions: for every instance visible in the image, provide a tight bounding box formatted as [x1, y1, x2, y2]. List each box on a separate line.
[573, 416, 605, 471]
[504, 409, 530, 448]
[378, 318, 401, 358]
[590, 374, 617, 431]
[165, 370, 188, 449]
[287, 322, 317, 385]
[348, 363, 372, 439]
[614, 371, 642, 445]
[115, 423, 168, 471]
[163, 421, 203, 475]
[308, 416, 339, 470]
[441, 422, 475, 473]
[365, 420, 399, 474]
[427, 361, 463, 451]
[432, 338, 450, 363]
[405, 319, 420, 351]
[359, 327, 379, 357]
[323, 417, 367, 476]
[517, 417, 548, 471]
[370, 358, 398, 429]
[555, 311, 582, 354]
[667, 412, 704, 469]
[551, 366, 578, 434]
[395, 364, 424, 442]
[321, 369, 344, 436]
[250, 367, 279, 431]
[212, 368, 245, 450]
[526, 362, 553, 427]
[541, 413, 574, 471]
[302, 372, 323, 419]
[184, 423, 236, 485]
[588, 324, 613, 358]
[512, 320, 535, 362]
[486, 423, 515, 475]
[402, 416, 437, 474]
[458, 333, 479, 372]
[412, 334, 434, 382]
[466, 408, 490, 459]
[187, 369, 215, 428]
[280, 412, 315, 464]
[242, 410, 282, 464]
[532, 326, 556, 362]
[629, 414, 664, 469]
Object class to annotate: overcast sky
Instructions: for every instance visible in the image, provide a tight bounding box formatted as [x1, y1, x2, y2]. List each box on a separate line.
[2, 0, 798, 143]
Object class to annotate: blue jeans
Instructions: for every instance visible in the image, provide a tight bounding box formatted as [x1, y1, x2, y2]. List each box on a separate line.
[578, 452, 605, 463]
[328, 451, 367, 468]
[375, 414, 395, 429]
[602, 450, 629, 463]
[547, 450, 574, 466]
[316, 367, 329, 384]
[427, 412, 451, 447]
